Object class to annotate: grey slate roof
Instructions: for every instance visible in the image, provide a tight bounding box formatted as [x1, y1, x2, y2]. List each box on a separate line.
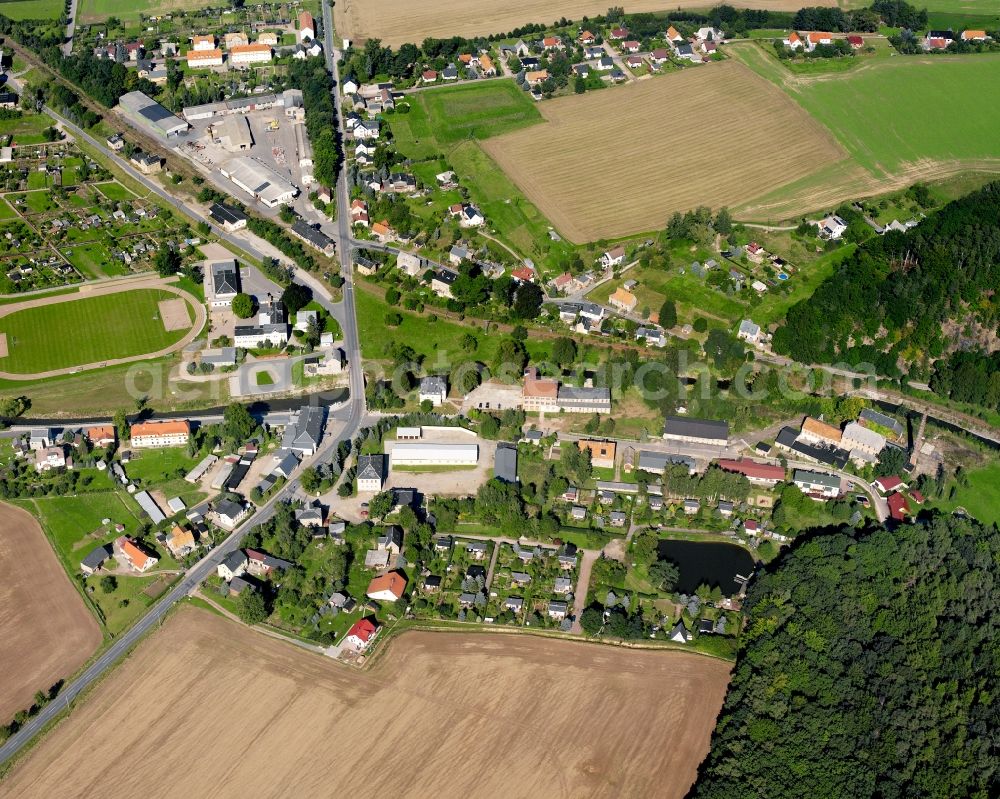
[494, 443, 518, 483]
[663, 416, 729, 441]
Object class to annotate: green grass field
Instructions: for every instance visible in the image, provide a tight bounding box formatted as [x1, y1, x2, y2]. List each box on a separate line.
[0, 111, 55, 145]
[61, 242, 127, 279]
[400, 81, 542, 146]
[793, 55, 1000, 178]
[0, 198, 15, 220]
[94, 181, 137, 201]
[387, 81, 575, 267]
[14, 492, 142, 570]
[0, 288, 195, 373]
[78, 0, 215, 23]
[934, 462, 1000, 526]
[0, 0, 63, 19]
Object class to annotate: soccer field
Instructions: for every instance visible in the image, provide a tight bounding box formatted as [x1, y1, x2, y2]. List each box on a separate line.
[0, 288, 195, 374]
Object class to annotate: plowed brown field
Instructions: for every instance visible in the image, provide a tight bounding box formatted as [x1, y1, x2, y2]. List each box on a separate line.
[334, 0, 833, 47]
[0, 503, 101, 721]
[2, 607, 731, 798]
[481, 60, 844, 241]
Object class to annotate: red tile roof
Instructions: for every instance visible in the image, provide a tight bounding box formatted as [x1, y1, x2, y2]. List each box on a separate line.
[887, 492, 910, 521]
[874, 475, 903, 493]
[367, 572, 406, 599]
[347, 618, 377, 643]
[512, 266, 534, 282]
[716, 458, 786, 481]
[909, 489, 925, 505]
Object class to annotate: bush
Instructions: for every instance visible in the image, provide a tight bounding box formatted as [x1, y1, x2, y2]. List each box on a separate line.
[231, 293, 254, 319]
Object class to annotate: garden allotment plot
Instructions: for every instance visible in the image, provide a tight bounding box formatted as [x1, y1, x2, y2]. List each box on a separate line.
[482, 61, 843, 241]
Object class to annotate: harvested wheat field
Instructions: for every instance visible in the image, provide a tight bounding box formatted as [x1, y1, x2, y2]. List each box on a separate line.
[3, 607, 731, 798]
[0, 502, 101, 721]
[334, 0, 830, 47]
[482, 60, 844, 241]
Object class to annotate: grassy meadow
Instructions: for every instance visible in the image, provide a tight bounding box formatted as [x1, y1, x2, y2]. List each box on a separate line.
[0, 0, 63, 19]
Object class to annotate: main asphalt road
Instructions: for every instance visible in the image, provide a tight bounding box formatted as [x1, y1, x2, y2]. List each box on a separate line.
[0, 18, 367, 767]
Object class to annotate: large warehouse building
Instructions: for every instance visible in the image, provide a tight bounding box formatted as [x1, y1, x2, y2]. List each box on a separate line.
[390, 443, 479, 467]
[220, 156, 297, 207]
[117, 91, 188, 138]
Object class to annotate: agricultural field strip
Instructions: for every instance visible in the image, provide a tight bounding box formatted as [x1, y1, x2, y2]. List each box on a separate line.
[2, 608, 731, 798]
[481, 61, 843, 241]
[334, 0, 831, 47]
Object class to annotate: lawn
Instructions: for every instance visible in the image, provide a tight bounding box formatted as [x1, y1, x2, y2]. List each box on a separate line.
[398, 81, 542, 146]
[0, 111, 55, 144]
[388, 81, 573, 268]
[0, 288, 195, 373]
[356, 284, 550, 366]
[94, 181, 138, 201]
[10, 190, 57, 213]
[355, 284, 501, 364]
[0, 0, 64, 18]
[14, 491, 142, 571]
[85, 573, 164, 636]
[753, 244, 856, 326]
[934, 462, 1000, 526]
[125, 446, 199, 486]
[0, 197, 15, 220]
[78, 0, 218, 23]
[61, 242, 127, 279]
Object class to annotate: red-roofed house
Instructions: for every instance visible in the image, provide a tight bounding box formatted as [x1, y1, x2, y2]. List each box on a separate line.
[873, 475, 905, 494]
[847, 35, 864, 48]
[115, 536, 158, 572]
[650, 48, 670, 65]
[622, 40, 641, 53]
[887, 492, 910, 522]
[716, 458, 786, 486]
[744, 519, 759, 533]
[805, 31, 833, 51]
[345, 618, 379, 650]
[422, 69, 438, 83]
[784, 31, 802, 49]
[610, 27, 628, 40]
[542, 36, 563, 50]
[579, 30, 596, 45]
[909, 489, 925, 505]
[512, 266, 535, 283]
[367, 571, 407, 601]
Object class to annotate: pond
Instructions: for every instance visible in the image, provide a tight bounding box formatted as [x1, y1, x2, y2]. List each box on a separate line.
[657, 539, 756, 595]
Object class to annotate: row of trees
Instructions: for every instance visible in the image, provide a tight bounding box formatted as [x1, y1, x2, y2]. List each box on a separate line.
[287, 59, 341, 188]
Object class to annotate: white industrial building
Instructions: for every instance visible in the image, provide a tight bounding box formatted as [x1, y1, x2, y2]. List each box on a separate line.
[390, 443, 478, 467]
[117, 91, 189, 138]
[294, 121, 314, 184]
[213, 115, 253, 151]
[220, 157, 298, 207]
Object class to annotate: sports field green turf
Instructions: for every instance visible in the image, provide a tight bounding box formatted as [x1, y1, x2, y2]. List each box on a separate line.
[793, 54, 1000, 177]
[0, 288, 194, 373]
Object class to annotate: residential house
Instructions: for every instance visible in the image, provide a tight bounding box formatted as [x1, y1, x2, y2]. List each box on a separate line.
[281, 406, 325, 455]
[165, 525, 196, 557]
[819, 215, 848, 240]
[792, 469, 841, 499]
[115, 536, 157, 572]
[357, 454, 386, 492]
[608, 287, 637, 312]
[666, 26, 683, 43]
[547, 600, 568, 620]
[554, 577, 573, 594]
[716, 458, 786, 487]
[345, 618, 379, 650]
[130, 420, 190, 448]
[246, 548, 293, 578]
[503, 596, 524, 613]
[663, 416, 729, 446]
[784, 31, 802, 49]
[737, 319, 762, 345]
[873, 475, 905, 494]
[805, 31, 834, 51]
[683, 499, 700, 515]
[376, 526, 403, 556]
[419, 375, 448, 406]
[432, 268, 459, 298]
[649, 48, 670, 65]
[799, 417, 843, 448]
[600, 246, 626, 268]
[449, 245, 469, 266]
[396, 251, 422, 276]
[214, 498, 250, 530]
[34, 446, 67, 473]
[366, 571, 407, 601]
[186, 48, 224, 68]
[578, 439, 616, 470]
[466, 540, 488, 560]
[887, 492, 910, 521]
[298, 10, 315, 42]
